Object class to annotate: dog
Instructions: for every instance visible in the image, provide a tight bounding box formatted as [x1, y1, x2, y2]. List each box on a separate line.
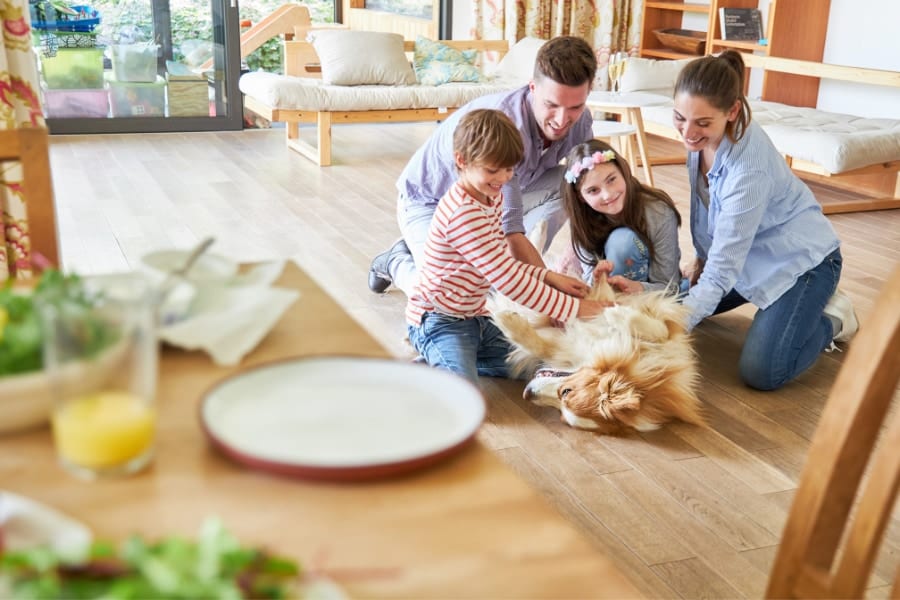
[490, 273, 704, 435]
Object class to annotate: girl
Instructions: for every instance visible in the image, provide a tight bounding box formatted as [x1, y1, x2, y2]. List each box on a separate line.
[406, 109, 609, 384]
[560, 140, 684, 295]
[673, 50, 857, 391]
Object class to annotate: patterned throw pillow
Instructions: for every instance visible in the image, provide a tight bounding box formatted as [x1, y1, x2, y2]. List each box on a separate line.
[413, 36, 482, 86]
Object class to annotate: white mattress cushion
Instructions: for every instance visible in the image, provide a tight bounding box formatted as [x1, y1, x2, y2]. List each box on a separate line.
[640, 99, 900, 174]
[239, 72, 519, 113]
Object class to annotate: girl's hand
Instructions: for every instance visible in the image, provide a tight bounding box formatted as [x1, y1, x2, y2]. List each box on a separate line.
[607, 275, 644, 294]
[576, 298, 612, 319]
[545, 271, 590, 298]
[682, 258, 705, 286]
[592, 260, 614, 282]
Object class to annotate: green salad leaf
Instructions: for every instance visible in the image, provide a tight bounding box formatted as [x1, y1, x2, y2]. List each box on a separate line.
[0, 271, 116, 377]
[0, 519, 301, 599]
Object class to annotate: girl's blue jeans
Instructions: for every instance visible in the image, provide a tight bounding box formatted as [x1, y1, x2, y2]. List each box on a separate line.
[711, 248, 842, 391]
[407, 313, 512, 385]
[606, 227, 650, 281]
[606, 227, 690, 294]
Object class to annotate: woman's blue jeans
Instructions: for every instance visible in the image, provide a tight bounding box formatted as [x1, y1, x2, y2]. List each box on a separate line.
[407, 313, 512, 385]
[712, 248, 842, 391]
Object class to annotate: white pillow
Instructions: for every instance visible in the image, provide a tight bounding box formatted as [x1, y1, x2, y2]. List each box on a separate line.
[309, 30, 416, 86]
[490, 36, 547, 83]
[619, 57, 693, 97]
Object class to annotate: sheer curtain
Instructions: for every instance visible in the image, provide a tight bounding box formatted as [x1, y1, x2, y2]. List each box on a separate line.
[471, 0, 641, 90]
[1, 0, 45, 279]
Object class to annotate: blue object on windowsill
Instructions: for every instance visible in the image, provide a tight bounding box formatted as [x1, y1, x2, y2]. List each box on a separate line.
[758, 38, 769, 46]
[33, 4, 100, 32]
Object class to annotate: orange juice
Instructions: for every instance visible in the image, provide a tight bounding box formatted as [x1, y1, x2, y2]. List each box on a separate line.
[52, 391, 156, 469]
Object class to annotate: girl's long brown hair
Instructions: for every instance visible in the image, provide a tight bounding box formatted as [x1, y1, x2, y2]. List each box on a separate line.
[561, 139, 681, 266]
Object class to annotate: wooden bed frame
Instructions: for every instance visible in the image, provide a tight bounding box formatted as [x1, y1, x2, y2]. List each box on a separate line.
[642, 54, 900, 215]
[242, 38, 509, 166]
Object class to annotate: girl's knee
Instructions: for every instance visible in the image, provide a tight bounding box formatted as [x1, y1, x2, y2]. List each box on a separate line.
[605, 228, 648, 280]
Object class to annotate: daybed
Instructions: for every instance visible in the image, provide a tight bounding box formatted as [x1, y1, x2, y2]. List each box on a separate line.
[622, 55, 900, 215]
[240, 31, 536, 166]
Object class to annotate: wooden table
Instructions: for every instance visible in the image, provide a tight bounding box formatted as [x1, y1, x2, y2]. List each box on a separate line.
[0, 262, 641, 598]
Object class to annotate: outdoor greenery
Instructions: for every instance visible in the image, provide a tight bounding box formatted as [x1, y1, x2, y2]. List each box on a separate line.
[80, 0, 335, 73]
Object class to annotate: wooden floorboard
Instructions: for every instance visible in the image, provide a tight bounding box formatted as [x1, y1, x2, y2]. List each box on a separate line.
[49, 124, 900, 598]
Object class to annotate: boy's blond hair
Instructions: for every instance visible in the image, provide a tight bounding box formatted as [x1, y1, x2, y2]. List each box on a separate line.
[453, 109, 524, 169]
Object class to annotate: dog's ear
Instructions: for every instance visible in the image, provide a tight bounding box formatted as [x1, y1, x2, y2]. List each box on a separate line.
[608, 388, 641, 414]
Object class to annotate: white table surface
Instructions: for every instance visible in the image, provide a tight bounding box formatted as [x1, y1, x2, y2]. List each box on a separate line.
[587, 91, 672, 108]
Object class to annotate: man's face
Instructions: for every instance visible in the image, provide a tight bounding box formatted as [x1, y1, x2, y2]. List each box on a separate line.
[529, 77, 591, 142]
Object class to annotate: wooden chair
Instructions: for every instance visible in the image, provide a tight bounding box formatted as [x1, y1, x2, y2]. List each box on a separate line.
[766, 265, 900, 598]
[0, 127, 60, 269]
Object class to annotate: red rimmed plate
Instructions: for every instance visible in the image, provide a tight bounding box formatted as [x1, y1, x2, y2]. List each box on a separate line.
[200, 356, 485, 481]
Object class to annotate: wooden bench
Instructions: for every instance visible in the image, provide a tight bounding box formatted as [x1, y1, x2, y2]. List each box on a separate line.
[241, 38, 511, 166]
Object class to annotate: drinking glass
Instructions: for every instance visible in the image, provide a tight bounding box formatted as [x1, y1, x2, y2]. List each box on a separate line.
[608, 52, 629, 94]
[38, 273, 158, 480]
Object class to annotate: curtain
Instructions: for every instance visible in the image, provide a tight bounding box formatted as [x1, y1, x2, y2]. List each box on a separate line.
[1, 0, 45, 280]
[471, 0, 641, 90]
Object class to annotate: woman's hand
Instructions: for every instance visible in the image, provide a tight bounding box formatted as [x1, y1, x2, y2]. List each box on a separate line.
[545, 271, 590, 298]
[607, 275, 644, 294]
[682, 257, 705, 287]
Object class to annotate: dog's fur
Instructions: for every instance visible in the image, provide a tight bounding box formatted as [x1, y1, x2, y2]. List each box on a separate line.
[490, 275, 704, 434]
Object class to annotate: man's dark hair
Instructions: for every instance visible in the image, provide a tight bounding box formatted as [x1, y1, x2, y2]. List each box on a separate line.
[533, 36, 597, 87]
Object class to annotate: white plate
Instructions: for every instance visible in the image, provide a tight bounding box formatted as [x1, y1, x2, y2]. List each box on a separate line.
[200, 356, 485, 481]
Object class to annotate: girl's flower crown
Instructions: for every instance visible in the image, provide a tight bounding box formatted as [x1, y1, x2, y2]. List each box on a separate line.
[564, 150, 616, 184]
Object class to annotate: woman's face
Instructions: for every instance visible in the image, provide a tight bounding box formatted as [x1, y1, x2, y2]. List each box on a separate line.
[578, 162, 627, 217]
[672, 93, 739, 154]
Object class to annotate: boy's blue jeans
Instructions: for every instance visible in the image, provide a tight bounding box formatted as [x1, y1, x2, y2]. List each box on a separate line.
[710, 248, 842, 391]
[407, 313, 512, 384]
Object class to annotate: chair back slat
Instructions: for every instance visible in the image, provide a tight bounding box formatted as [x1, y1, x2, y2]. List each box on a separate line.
[766, 265, 900, 599]
[0, 128, 59, 273]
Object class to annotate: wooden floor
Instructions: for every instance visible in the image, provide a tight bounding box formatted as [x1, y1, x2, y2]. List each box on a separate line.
[49, 124, 900, 598]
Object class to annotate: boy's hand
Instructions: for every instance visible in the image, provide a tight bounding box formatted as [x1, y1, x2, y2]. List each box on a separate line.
[576, 298, 612, 319]
[607, 275, 644, 294]
[545, 271, 590, 298]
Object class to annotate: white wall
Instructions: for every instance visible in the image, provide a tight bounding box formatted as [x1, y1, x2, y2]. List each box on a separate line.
[450, 0, 900, 118]
[818, 0, 900, 118]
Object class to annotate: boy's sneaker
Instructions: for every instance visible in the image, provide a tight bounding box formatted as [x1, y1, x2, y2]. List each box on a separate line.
[823, 287, 859, 343]
[367, 238, 409, 294]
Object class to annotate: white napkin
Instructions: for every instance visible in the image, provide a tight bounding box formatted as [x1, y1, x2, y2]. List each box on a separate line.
[0, 491, 92, 560]
[158, 261, 300, 366]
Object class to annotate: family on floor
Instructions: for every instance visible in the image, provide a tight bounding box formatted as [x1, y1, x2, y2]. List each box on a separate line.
[366, 36, 858, 390]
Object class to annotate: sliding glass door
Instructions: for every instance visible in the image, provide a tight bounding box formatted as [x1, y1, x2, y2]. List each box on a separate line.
[33, 0, 243, 132]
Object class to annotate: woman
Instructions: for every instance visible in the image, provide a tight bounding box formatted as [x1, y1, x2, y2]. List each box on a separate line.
[673, 50, 857, 391]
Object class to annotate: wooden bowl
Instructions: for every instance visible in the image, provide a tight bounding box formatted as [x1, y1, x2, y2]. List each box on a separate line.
[653, 29, 706, 55]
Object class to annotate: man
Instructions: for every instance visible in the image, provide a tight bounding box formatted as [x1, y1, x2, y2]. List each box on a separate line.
[368, 35, 598, 295]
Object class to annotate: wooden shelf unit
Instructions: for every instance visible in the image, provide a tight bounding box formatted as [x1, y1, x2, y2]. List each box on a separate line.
[639, 0, 832, 108]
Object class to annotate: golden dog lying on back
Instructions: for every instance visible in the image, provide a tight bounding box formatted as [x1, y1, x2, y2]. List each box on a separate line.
[490, 275, 705, 434]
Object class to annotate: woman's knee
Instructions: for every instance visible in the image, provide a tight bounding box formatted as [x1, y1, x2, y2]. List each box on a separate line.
[738, 352, 789, 391]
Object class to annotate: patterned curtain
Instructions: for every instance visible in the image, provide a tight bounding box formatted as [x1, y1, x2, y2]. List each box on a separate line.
[471, 0, 641, 90]
[1, 0, 45, 279]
